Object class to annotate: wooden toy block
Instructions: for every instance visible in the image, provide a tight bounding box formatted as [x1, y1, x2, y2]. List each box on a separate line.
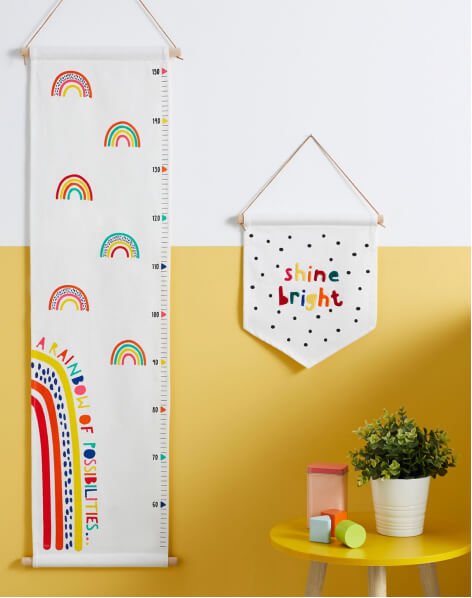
[335, 520, 367, 548]
[309, 515, 331, 544]
[321, 508, 348, 536]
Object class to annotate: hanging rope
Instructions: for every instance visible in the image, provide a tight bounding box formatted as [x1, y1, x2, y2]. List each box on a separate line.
[21, 0, 182, 60]
[23, 0, 66, 51]
[238, 134, 384, 228]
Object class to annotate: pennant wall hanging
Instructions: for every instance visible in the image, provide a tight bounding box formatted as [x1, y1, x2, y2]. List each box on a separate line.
[22, 0, 181, 568]
[239, 135, 384, 368]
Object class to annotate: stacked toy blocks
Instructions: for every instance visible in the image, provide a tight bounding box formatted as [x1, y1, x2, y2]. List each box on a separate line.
[307, 463, 366, 548]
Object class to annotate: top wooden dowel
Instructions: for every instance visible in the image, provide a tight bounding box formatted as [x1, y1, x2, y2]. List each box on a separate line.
[20, 47, 183, 60]
[237, 213, 385, 227]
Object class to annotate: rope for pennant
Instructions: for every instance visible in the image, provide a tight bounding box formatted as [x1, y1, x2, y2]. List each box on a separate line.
[239, 134, 384, 227]
[23, 0, 181, 58]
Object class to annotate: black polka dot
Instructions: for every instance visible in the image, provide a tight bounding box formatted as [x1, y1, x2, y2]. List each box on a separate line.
[322, 234, 326, 238]
[316, 315, 321, 319]
[358, 287, 362, 291]
[366, 269, 371, 274]
[279, 248, 284, 252]
[266, 239, 271, 244]
[352, 252, 357, 256]
[249, 234, 254, 238]
[287, 338, 291, 342]
[254, 306, 258, 311]
[271, 325, 275, 329]
[329, 308, 333, 312]
[365, 243, 369, 248]
[277, 310, 281, 314]
[250, 285, 255, 289]
[336, 328, 341, 332]
[356, 307, 361, 311]
[288, 235, 292, 239]
[329, 257, 333, 262]
[346, 271, 351, 275]
[254, 256, 258, 261]
[268, 293, 273, 298]
[304, 343, 308, 347]
[354, 319, 359, 323]
[276, 264, 280, 269]
[292, 316, 297, 320]
[324, 338, 328, 342]
[308, 329, 313, 334]
[261, 273, 265, 277]
[307, 244, 312, 248]
[336, 241, 341, 245]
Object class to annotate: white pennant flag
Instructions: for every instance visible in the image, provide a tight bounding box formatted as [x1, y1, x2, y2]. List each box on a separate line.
[241, 136, 381, 368]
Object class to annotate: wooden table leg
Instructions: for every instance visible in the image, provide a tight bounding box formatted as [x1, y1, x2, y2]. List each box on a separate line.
[368, 566, 387, 597]
[305, 561, 327, 597]
[418, 563, 440, 597]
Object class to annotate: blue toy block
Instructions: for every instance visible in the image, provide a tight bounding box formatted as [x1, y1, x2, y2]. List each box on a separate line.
[309, 515, 331, 544]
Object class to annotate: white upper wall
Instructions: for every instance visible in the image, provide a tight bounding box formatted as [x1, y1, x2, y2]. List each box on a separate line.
[1, 0, 469, 246]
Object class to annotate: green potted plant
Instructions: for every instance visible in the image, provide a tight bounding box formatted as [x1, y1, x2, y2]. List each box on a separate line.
[349, 407, 456, 537]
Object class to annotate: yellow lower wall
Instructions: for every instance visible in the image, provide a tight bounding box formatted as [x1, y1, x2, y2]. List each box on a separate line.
[0, 247, 469, 597]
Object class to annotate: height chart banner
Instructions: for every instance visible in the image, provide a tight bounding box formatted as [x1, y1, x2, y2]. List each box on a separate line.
[29, 47, 171, 567]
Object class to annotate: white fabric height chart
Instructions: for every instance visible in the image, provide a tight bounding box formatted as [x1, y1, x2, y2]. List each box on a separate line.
[29, 47, 171, 567]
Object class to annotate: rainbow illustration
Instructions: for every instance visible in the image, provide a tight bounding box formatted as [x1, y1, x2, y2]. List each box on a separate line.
[104, 121, 141, 148]
[48, 285, 90, 312]
[56, 174, 93, 201]
[51, 71, 93, 98]
[110, 339, 147, 366]
[100, 232, 140, 259]
[31, 338, 98, 552]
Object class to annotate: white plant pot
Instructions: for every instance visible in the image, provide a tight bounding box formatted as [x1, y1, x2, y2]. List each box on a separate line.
[371, 477, 431, 537]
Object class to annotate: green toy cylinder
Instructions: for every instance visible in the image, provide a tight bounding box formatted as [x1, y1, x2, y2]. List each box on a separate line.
[335, 520, 366, 548]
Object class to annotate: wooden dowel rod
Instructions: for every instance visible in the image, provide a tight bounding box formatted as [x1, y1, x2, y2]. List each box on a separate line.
[237, 213, 385, 226]
[20, 47, 182, 60]
[169, 47, 183, 59]
[21, 556, 178, 567]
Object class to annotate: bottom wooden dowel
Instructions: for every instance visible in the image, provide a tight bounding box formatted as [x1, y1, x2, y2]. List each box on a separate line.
[21, 556, 178, 567]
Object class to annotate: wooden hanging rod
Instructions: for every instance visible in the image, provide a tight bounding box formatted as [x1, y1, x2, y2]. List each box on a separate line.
[20, 47, 183, 60]
[21, 556, 179, 567]
[237, 213, 384, 227]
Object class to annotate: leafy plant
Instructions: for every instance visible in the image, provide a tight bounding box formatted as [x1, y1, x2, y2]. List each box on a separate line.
[349, 407, 456, 486]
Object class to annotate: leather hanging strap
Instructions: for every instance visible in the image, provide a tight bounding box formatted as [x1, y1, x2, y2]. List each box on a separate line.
[21, 0, 183, 61]
[238, 134, 384, 228]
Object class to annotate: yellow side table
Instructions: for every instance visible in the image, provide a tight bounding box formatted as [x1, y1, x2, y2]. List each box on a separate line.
[270, 513, 470, 597]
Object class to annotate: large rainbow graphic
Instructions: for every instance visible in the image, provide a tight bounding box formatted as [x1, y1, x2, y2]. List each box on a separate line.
[56, 174, 93, 201]
[51, 71, 93, 98]
[31, 340, 97, 551]
[110, 340, 147, 366]
[49, 285, 90, 311]
[104, 121, 141, 148]
[100, 232, 140, 259]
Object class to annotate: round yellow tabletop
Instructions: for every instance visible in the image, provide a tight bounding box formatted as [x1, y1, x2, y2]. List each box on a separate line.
[270, 512, 470, 567]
